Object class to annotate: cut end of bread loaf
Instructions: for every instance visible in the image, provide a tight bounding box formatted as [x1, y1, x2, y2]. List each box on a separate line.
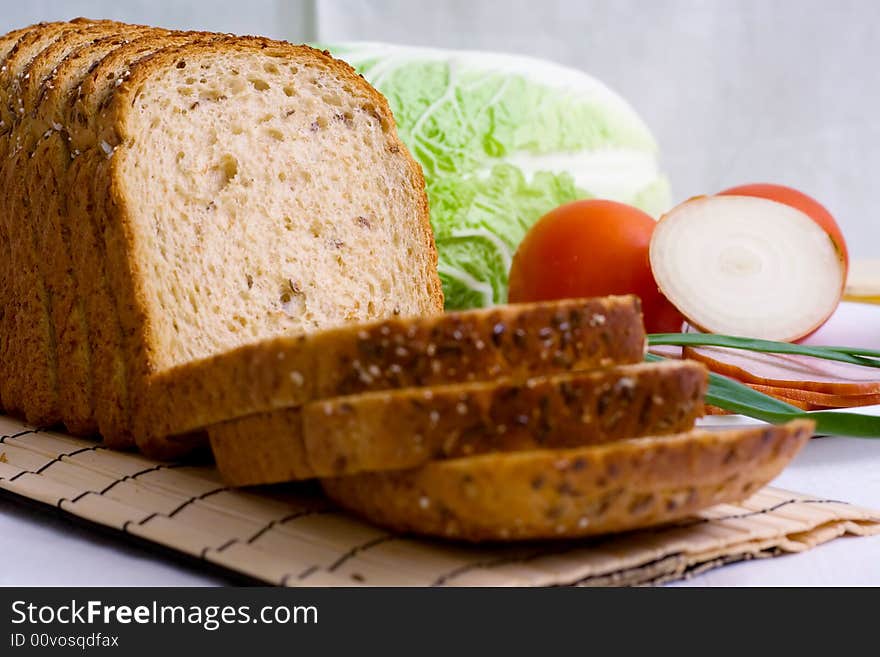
[108, 40, 442, 373]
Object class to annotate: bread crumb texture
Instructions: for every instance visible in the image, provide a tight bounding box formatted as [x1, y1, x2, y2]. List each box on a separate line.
[112, 41, 440, 372]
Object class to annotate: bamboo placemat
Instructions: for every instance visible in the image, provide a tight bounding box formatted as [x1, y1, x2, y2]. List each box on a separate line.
[1, 415, 878, 586]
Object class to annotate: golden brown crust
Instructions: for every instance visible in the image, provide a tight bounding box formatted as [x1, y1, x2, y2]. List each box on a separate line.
[322, 420, 814, 541]
[1, 20, 127, 423]
[141, 296, 645, 446]
[0, 20, 97, 425]
[23, 24, 161, 434]
[209, 360, 706, 486]
[67, 149, 131, 441]
[0, 24, 42, 414]
[31, 30, 158, 433]
[210, 409, 312, 485]
[305, 360, 707, 476]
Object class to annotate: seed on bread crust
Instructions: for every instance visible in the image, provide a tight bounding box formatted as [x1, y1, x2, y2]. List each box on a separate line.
[209, 360, 707, 485]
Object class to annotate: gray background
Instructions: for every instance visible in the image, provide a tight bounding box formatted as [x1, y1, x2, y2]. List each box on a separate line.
[2, 0, 876, 256]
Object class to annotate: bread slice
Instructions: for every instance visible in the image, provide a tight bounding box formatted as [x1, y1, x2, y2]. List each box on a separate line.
[0, 23, 40, 413]
[141, 295, 644, 448]
[36, 30, 202, 437]
[322, 420, 814, 541]
[18, 23, 162, 434]
[68, 36, 442, 453]
[64, 32, 213, 445]
[209, 359, 707, 486]
[0, 24, 44, 130]
[0, 22, 59, 417]
[28, 29, 158, 434]
[209, 408, 313, 483]
[0, 19, 110, 424]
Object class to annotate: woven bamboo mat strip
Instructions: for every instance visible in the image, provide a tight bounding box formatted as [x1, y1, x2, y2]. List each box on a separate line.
[1, 415, 878, 586]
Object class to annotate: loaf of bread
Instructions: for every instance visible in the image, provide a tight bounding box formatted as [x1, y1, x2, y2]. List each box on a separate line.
[0, 21, 442, 451]
[209, 359, 706, 485]
[322, 420, 813, 541]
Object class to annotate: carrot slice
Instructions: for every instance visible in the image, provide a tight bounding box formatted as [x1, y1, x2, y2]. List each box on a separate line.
[743, 386, 816, 410]
[748, 383, 880, 408]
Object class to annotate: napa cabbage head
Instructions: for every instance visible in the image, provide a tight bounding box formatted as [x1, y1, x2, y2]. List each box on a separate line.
[326, 43, 671, 309]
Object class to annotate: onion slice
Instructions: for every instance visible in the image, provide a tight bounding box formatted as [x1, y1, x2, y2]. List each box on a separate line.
[649, 195, 846, 341]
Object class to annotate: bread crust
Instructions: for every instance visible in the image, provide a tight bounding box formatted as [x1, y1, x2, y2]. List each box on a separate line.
[322, 420, 814, 541]
[209, 360, 707, 486]
[31, 30, 147, 433]
[21, 23, 160, 434]
[0, 23, 43, 414]
[141, 296, 644, 447]
[210, 408, 312, 484]
[0, 20, 103, 425]
[89, 36, 442, 453]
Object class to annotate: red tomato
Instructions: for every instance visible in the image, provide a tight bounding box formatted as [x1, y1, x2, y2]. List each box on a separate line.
[719, 183, 848, 277]
[508, 199, 684, 333]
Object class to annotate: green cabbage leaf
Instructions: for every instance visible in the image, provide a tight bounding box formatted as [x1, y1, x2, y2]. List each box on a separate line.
[327, 43, 671, 308]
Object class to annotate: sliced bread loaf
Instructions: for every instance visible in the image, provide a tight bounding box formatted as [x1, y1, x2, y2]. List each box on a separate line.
[74, 36, 442, 451]
[140, 295, 644, 447]
[17, 23, 161, 434]
[321, 420, 814, 541]
[209, 359, 707, 486]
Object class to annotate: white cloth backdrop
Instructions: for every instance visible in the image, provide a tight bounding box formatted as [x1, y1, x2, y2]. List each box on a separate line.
[2, 0, 877, 256]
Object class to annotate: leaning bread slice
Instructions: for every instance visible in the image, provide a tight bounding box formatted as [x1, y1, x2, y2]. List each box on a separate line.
[0, 24, 37, 65]
[83, 36, 443, 453]
[0, 23, 40, 413]
[322, 420, 814, 541]
[47, 31, 206, 437]
[19, 24, 161, 434]
[29, 29, 167, 434]
[141, 296, 644, 451]
[65, 32, 213, 445]
[0, 19, 102, 422]
[209, 360, 707, 485]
